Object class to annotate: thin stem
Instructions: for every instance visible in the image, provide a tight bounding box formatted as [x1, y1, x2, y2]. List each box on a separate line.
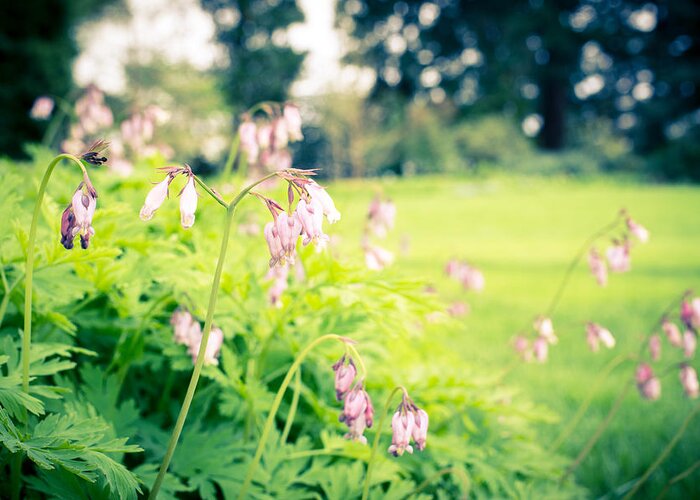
[622, 403, 700, 500]
[149, 208, 234, 499]
[192, 175, 228, 209]
[407, 466, 470, 500]
[280, 367, 301, 444]
[23, 154, 88, 394]
[560, 379, 634, 482]
[656, 459, 700, 499]
[237, 333, 346, 499]
[347, 344, 368, 378]
[550, 353, 632, 452]
[221, 133, 240, 179]
[361, 386, 409, 500]
[544, 214, 622, 317]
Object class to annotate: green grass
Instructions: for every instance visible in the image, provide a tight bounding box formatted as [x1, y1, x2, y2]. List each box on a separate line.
[328, 173, 700, 498]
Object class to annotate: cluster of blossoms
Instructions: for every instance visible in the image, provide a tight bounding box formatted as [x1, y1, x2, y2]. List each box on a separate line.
[61, 86, 114, 155]
[239, 103, 303, 173]
[585, 322, 616, 352]
[514, 316, 557, 363]
[332, 355, 374, 444]
[170, 309, 223, 365]
[445, 259, 485, 292]
[59, 142, 108, 250]
[139, 165, 200, 229]
[636, 296, 699, 401]
[29, 95, 55, 120]
[262, 173, 340, 268]
[362, 195, 396, 271]
[387, 393, 429, 456]
[587, 215, 649, 286]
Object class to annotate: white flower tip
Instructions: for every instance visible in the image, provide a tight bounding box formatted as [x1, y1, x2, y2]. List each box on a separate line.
[181, 214, 195, 229]
[139, 207, 154, 221]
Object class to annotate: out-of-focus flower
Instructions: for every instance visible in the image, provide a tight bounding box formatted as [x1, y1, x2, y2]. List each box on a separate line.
[388, 410, 414, 456]
[75, 85, 113, 134]
[461, 266, 485, 292]
[636, 363, 661, 400]
[648, 334, 661, 361]
[306, 180, 341, 223]
[679, 365, 699, 398]
[588, 248, 608, 286]
[170, 309, 201, 345]
[662, 319, 683, 348]
[534, 316, 557, 344]
[239, 120, 259, 163]
[332, 357, 357, 401]
[364, 243, 394, 271]
[445, 259, 461, 279]
[273, 117, 289, 149]
[606, 240, 631, 273]
[283, 103, 303, 142]
[296, 198, 328, 249]
[140, 178, 170, 221]
[627, 217, 649, 243]
[681, 298, 700, 330]
[188, 326, 224, 366]
[367, 196, 396, 238]
[238, 220, 261, 236]
[513, 335, 532, 362]
[179, 176, 198, 229]
[266, 263, 289, 307]
[683, 330, 697, 359]
[585, 323, 615, 352]
[447, 301, 469, 317]
[257, 123, 273, 150]
[30, 96, 54, 120]
[533, 336, 549, 363]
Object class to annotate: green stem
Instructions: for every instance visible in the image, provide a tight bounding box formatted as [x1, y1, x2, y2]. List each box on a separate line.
[622, 403, 700, 500]
[280, 368, 301, 445]
[221, 133, 240, 179]
[362, 386, 408, 500]
[407, 466, 470, 500]
[237, 333, 347, 499]
[656, 459, 700, 499]
[560, 379, 634, 482]
[23, 154, 88, 394]
[550, 353, 632, 452]
[192, 175, 229, 209]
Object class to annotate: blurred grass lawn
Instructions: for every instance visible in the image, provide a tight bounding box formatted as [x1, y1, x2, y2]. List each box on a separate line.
[329, 173, 700, 498]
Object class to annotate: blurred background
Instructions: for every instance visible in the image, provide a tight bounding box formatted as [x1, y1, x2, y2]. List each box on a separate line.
[2, 0, 699, 180]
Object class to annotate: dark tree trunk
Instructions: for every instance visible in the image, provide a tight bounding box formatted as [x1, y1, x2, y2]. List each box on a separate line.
[539, 76, 567, 150]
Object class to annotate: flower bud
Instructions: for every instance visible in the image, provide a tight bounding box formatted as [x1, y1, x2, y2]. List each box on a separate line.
[587, 248, 608, 286]
[533, 336, 549, 363]
[683, 330, 697, 359]
[626, 217, 649, 243]
[534, 316, 557, 344]
[606, 241, 631, 273]
[662, 320, 683, 348]
[411, 408, 429, 451]
[140, 178, 170, 221]
[388, 410, 414, 456]
[332, 357, 357, 401]
[680, 365, 699, 399]
[648, 334, 661, 361]
[179, 176, 198, 229]
[636, 363, 661, 400]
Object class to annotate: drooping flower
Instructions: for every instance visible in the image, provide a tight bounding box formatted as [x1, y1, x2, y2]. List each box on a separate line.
[681, 298, 700, 330]
[340, 386, 372, 444]
[179, 176, 198, 229]
[683, 330, 697, 359]
[188, 326, 224, 366]
[533, 336, 549, 363]
[534, 316, 557, 344]
[447, 301, 469, 317]
[306, 180, 341, 223]
[239, 119, 259, 163]
[170, 309, 201, 346]
[388, 410, 414, 456]
[139, 178, 170, 221]
[662, 319, 683, 348]
[587, 248, 608, 286]
[283, 103, 303, 142]
[75, 85, 113, 134]
[461, 266, 485, 292]
[30, 96, 55, 120]
[411, 408, 429, 451]
[266, 263, 289, 307]
[367, 196, 396, 238]
[65, 182, 98, 250]
[586, 323, 615, 351]
[626, 217, 649, 243]
[273, 117, 289, 149]
[636, 363, 661, 400]
[295, 198, 328, 249]
[513, 335, 532, 362]
[606, 240, 631, 273]
[332, 357, 357, 401]
[679, 365, 699, 399]
[648, 334, 661, 362]
[364, 243, 394, 271]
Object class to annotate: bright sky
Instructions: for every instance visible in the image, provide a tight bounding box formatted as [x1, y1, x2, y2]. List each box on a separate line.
[74, 0, 371, 96]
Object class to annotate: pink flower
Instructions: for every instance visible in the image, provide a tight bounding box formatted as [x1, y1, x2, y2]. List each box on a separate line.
[283, 103, 303, 142]
[626, 217, 649, 243]
[266, 263, 289, 307]
[636, 363, 661, 400]
[534, 316, 557, 344]
[367, 196, 396, 238]
[445, 259, 461, 279]
[533, 336, 549, 363]
[30, 96, 54, 120]
[461, 266, 485, 292]
[68, 183, 97, 249]
[75, 85, 113, 134]
[588, 248, 608, 286]
[273, 117, 289, 149]
[332, 357, 357, 401]
[586, 323, 615, 350]
[364, 243, 394, 271]
[188, 326, 224, 366]
[606, 241, 631, 273]
[179, 176, 198, 229]
[239, 120, 259, 163]
[264, 221, 284, 267]
[648, 334, 661, 361]
[683, 330, 697, 359]
[662, 320, 683, 348]
[306, 181, 341, 223]
[681, 298, 700, 330]
[139, 178, 170, 221]
[388, 410, 414, 456]
[295, 198, 328, 249]
[257, 123, 273, 150]
[679, 365, 699, 399]
[447, 301, 469, 317]
[340, 386, 372, 444]
[170, 309, 201, 346]
[411, 408, 429, 451]
[513, 335, 532, 362]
